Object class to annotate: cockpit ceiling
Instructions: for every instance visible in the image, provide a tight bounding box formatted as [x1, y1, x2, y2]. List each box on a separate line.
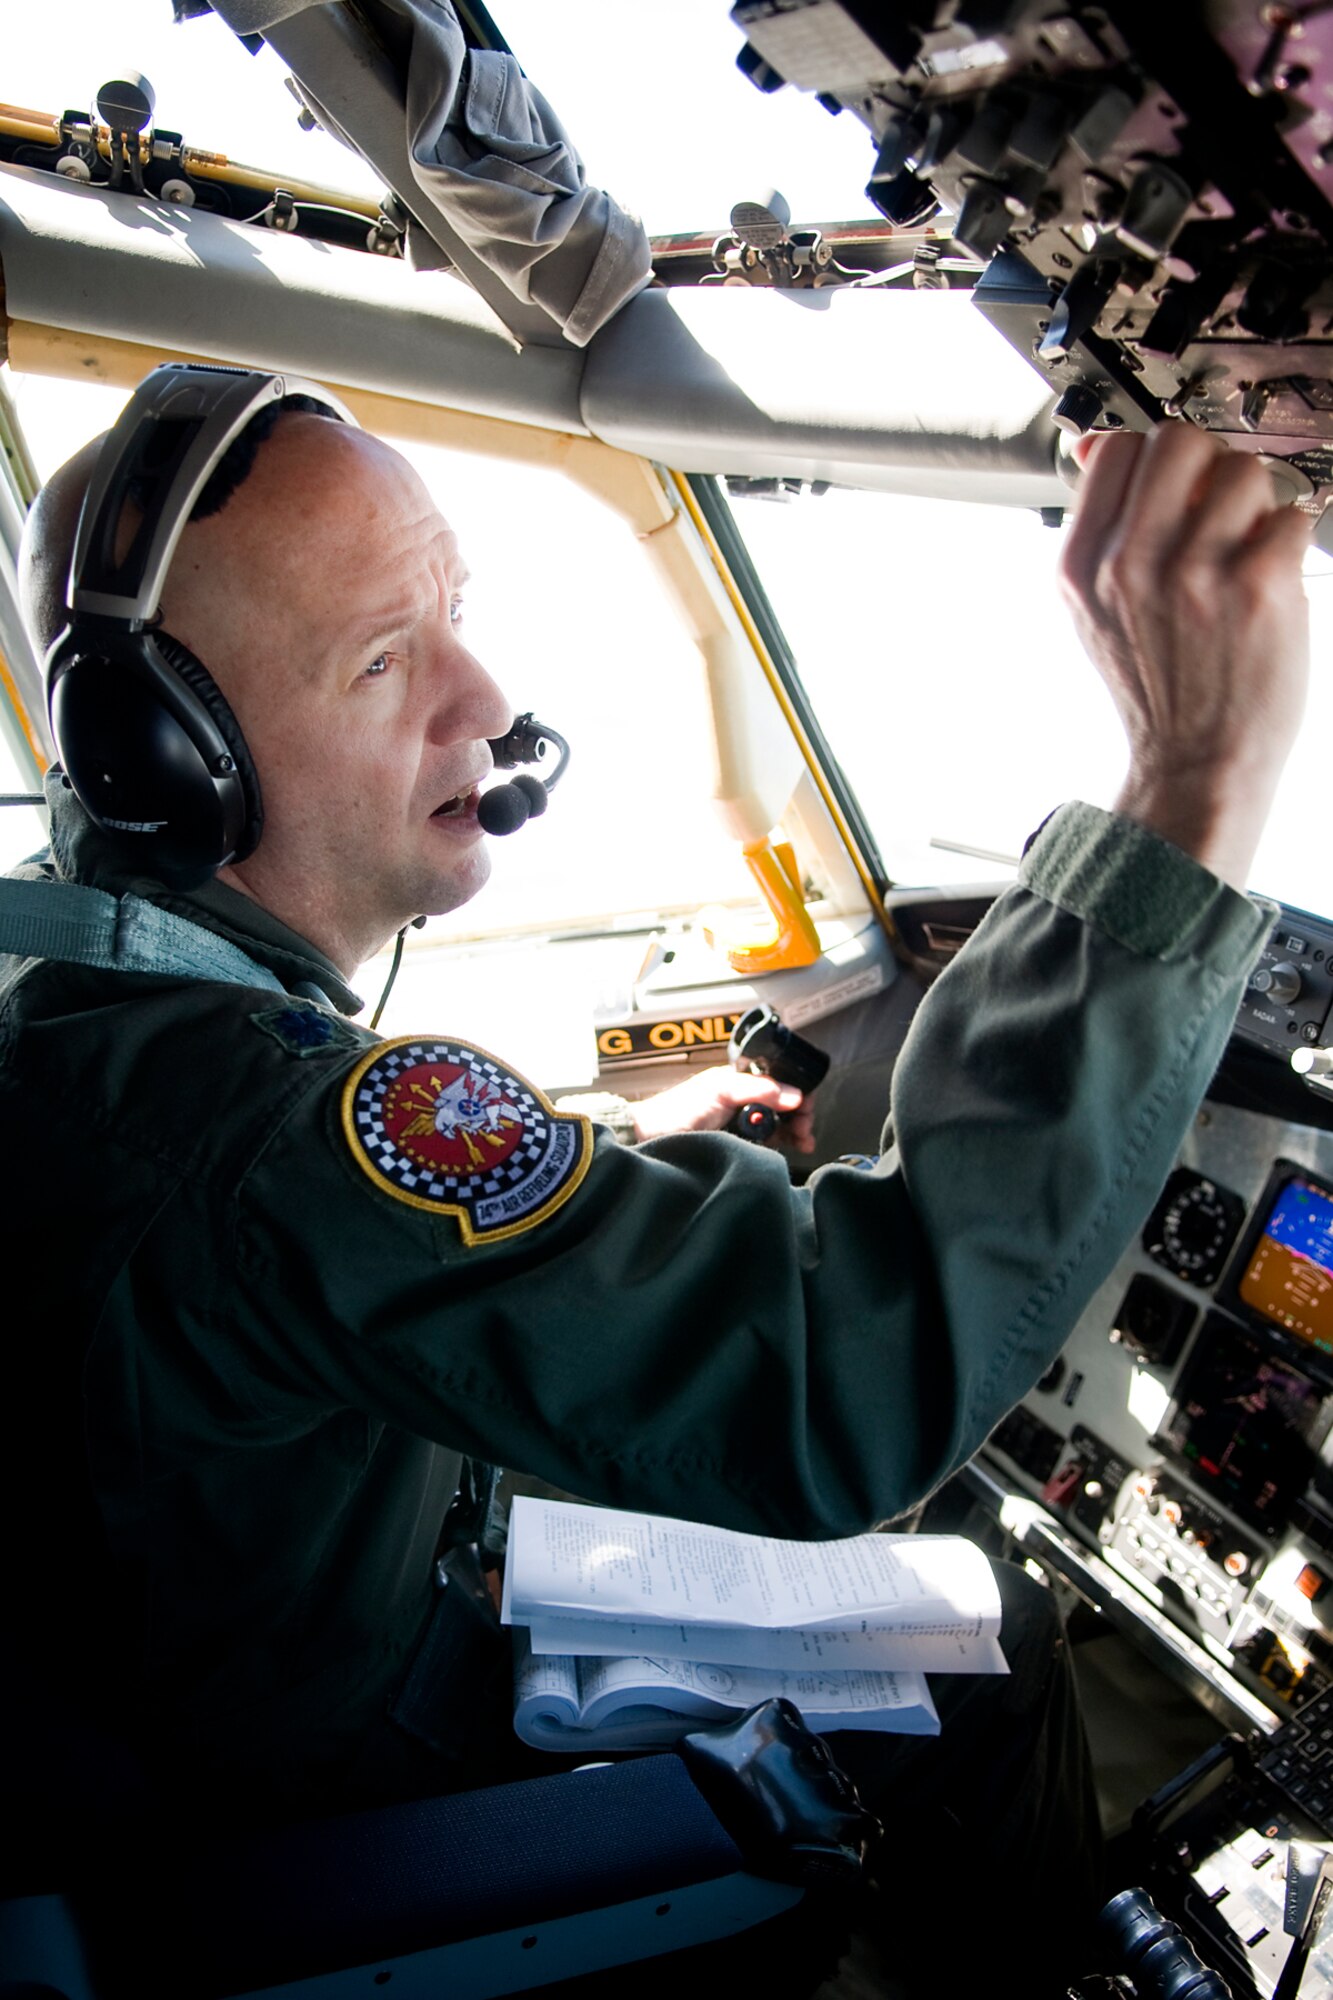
[0, 166, 1064, 505]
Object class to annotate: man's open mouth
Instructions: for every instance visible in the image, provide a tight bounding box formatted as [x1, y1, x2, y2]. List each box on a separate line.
[431, 787, 478, 818]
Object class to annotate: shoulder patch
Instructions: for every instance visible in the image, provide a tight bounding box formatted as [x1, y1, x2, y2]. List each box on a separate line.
[253, 1005, 362, 1058]
[340, 1037, 593, 1245]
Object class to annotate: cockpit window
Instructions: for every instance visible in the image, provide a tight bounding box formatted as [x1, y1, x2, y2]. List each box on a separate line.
[3, 365, 757, 944]
[732, 486, 1331, 917]
[491, 0, 880, 235]
[6, 1, 381, 203]
[0, 735, 44, 875]
[9, 1, 876, 240]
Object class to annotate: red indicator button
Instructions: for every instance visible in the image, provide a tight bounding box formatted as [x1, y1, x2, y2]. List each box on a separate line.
[1296, 1563, 1330, 1603]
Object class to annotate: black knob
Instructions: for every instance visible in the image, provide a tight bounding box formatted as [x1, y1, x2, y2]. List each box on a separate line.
[96, 70, 156, 134]
[1250, 962, 1303, 1005]
[1053, 383, 1106, 435]
[729, 1102, 778, 1143]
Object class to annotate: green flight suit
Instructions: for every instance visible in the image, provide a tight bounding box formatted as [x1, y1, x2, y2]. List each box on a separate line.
[0, 782, 1270, 1824]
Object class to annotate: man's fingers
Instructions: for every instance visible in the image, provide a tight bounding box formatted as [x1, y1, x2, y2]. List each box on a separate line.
[1176, 449, 1288, 564]
[1112, 422, 1237, 561]
[772, 1103, 817, 1156]
[1064, 424, 1304, 614]
[718, 1070, 802, 1112]
[634, 1064, 810, 1141]
[1241, 491, 1315, 573]
[1060, 431, 1145, 598]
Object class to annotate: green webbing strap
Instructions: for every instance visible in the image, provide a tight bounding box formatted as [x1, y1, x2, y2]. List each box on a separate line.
[0, 874, 285, 993]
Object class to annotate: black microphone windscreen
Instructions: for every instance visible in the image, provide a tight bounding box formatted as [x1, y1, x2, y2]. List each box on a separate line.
[513, 773, 548, 817]
[477, 782, 532, 836]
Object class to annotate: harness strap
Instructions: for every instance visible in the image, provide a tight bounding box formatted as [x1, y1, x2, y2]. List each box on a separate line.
[0, 873, 286, 993]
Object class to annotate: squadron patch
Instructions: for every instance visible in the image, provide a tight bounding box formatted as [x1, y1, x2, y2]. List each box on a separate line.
[341, 1037, 592, 1244]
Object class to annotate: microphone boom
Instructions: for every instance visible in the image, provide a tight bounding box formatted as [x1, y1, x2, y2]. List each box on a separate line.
[478, 716, 568, 836]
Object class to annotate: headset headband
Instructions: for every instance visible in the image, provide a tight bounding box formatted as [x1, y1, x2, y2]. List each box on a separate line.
[69, 362, 355, 628]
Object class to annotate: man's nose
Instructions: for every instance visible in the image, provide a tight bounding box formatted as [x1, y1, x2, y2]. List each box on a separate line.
[474, 664, 515, 750]
[434, 644, 513, 748]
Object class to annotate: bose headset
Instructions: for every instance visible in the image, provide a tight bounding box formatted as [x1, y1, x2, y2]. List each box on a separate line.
[46, 361, 569, 889]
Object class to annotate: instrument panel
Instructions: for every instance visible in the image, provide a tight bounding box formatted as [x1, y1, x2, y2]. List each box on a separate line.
[982, 896, 1333, 1727]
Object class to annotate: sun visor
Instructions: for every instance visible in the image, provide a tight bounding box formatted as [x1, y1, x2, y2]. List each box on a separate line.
[206, 0, 652, 349]
[581, 286, 1067, 504]
[0, 165, 586, 432]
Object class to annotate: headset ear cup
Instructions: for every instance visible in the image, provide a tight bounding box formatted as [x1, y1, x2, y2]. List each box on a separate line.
[151, 634, 263, 861]
[48, 626, 258, 882]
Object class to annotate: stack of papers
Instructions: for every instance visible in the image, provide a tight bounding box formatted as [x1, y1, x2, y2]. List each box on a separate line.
[501, 1498, 1005, 1752]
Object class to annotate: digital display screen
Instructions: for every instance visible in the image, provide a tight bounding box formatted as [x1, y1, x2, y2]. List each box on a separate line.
[1239, 1177, 1333, 1358]
[1161, 1317, 1322, 1536]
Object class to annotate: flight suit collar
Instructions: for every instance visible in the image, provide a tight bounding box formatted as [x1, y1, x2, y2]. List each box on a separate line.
[42, 769, 364, 1017]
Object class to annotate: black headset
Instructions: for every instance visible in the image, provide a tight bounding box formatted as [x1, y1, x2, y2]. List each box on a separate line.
[46, 362, 354, 885]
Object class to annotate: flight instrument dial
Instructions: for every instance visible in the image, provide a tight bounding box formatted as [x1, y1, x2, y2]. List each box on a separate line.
[1143, 1170, 1248, 1288]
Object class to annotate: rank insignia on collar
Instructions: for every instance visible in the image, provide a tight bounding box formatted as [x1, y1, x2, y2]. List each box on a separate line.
[254, 1005, 361, 1058]
[341, 1037, 592, 1244]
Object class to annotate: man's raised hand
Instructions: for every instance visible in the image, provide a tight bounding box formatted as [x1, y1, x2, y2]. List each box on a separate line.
[1059, 424, 1312, 890]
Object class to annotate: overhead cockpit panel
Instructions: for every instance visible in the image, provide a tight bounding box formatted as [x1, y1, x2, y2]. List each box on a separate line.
[730, 1, 1333, 523]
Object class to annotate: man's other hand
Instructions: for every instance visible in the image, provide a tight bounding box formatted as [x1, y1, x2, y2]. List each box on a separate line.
[1059, 423, 1312, 890]
[632, 1066, 815, 1153]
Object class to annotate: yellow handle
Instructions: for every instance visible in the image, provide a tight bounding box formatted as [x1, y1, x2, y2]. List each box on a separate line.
[722, 836, 821, 976]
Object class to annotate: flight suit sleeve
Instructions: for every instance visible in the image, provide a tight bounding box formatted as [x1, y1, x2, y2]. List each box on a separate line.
[230, 802, 1271, 1540]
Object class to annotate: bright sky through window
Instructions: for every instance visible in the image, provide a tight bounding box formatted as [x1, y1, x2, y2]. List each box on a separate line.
[2, 1, 1328, 922]
[4, 1, 382, 201]
[3, 0, 879, 233]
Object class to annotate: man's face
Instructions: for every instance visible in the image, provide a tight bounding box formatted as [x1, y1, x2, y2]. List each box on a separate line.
[161, 415, 513, 972]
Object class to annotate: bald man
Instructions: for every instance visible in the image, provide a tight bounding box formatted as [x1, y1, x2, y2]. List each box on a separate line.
[1, 381, 1309, 1989]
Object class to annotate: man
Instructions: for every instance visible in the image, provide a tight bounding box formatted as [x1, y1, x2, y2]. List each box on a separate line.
[1, 380, 1308, 1982]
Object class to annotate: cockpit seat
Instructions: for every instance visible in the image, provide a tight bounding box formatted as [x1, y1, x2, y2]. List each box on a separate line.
[1, 1756, 805, 1998]
[0, 1691, 882, 1999]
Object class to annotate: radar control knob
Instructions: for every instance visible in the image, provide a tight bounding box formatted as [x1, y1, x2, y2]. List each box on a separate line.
[1052, 382, 1105, 435]
[1249, 961, 1303, 1005]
